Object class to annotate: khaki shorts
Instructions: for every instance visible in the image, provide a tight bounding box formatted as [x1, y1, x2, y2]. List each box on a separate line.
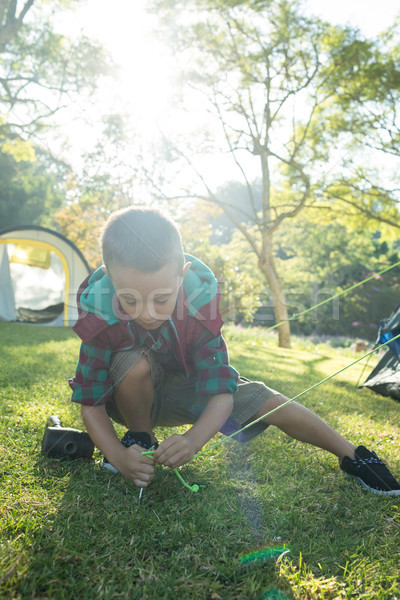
[106, 348, 280, 442]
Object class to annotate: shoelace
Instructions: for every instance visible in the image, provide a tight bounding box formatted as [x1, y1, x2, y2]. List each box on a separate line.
[354, 453, 384, 468]
[121, 432, 158, 450]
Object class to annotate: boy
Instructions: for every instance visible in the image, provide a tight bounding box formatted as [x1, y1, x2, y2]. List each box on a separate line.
[70, 207, 400, 496]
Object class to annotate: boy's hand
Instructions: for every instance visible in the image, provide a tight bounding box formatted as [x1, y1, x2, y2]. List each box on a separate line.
[153, 434, 196, 469]
[112, 444, 155, 488]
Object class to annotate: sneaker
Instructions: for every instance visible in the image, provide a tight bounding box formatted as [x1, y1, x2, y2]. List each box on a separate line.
[100, 431, 158, 474]
[340, 445, 400, 496]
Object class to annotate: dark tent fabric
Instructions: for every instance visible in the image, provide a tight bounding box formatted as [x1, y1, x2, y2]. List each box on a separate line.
[361, 304, 400, 402]
[362, 350, 400, 401]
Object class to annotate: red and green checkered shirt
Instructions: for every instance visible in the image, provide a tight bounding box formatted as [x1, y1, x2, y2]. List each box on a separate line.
[69, 258, 239, 407]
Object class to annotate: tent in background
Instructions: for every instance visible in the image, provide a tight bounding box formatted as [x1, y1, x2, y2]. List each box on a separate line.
[361, 305, 400, 402]
[0, 226, 91, 326]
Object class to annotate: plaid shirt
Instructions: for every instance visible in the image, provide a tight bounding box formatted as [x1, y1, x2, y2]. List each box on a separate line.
[70, 261, 239, 407]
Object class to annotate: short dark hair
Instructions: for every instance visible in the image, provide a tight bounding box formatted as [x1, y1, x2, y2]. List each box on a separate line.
[101, 206, 184, 273]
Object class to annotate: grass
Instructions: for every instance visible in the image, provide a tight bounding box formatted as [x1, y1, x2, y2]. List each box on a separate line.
[0, 322, 399, 600]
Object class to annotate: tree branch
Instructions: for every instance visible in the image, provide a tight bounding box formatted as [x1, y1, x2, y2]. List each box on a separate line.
[0, 0, 34, 49]
[211, 88, 261, 228]
[324, 191, 400, 230]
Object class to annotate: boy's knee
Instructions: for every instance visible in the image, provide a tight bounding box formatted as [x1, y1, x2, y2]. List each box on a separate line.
[266, 393, 289, 409]
[118, 355, 152, 389]
[254, 392, 290, 420]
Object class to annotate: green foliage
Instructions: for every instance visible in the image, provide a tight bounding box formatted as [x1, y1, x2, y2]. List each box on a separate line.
[317, 173, 400, 239]
[54, 114, 141, 268]
[312, 21, 400, 228]
[272, 216, 400, 339]
[1, 138, 36, 162]
[0, 0, 116, 239]
[0, 148, 66, 229]
[217, 231, 265, 324]
[319, 22, 400, 146]
[0, 0, 112, 142]
[180, 201, 264, 322]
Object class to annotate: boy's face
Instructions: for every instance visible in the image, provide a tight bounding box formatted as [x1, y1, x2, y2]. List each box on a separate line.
[106, 261, 191, 330]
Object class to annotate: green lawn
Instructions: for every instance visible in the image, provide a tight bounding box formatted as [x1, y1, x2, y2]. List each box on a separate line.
[0, 322, 399, 600]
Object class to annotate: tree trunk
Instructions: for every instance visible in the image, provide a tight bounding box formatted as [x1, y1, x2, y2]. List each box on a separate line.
[258, 143, 291, 348]
[259, 232, 291, 348]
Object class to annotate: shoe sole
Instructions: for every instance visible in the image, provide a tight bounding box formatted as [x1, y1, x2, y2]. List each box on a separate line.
[99, 441, 157, 476]
[346, 473, 400, 496]
[100, 459, 119, 474]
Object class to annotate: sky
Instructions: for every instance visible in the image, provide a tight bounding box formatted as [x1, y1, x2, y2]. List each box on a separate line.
[54, 0, 400, 188]
[306, 0, 399, 35]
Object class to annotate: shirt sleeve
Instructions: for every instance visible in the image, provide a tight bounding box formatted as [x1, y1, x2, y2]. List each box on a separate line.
[191, 330, 239, 396]
[69, 339, 113, 407]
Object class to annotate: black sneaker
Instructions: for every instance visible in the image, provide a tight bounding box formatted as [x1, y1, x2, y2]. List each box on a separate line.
[100, 431, 158, 474]
[340, 445, 400, 496]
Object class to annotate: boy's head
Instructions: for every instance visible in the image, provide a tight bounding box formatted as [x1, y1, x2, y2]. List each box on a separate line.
[101, 206, 184, 274]
[100, 207, 190, 330]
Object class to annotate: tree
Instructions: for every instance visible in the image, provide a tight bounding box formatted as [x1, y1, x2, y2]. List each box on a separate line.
[271, 213, 400, 339]
[149, 0, 400, 347]
[54, 114, 143, 267]
[208, 180, 263, 245]
[311, 23, 400, 233]
[0, 0, 112, 150]
[179, 200, 264, 322]
[0, 147, 66, 227]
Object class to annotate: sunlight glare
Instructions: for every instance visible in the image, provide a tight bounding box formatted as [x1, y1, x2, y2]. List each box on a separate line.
[55, 0, 400, 190]
[77, 0, 176, 126]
